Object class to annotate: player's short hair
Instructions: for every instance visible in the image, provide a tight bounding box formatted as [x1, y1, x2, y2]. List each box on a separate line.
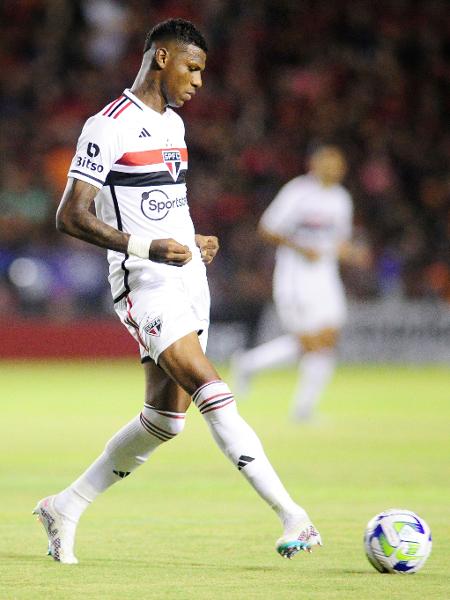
[144, 18, 208, 54]
[308, 143, 345, 159]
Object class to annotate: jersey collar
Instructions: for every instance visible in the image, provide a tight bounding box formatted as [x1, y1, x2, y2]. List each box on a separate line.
[123, 88, 169, 116]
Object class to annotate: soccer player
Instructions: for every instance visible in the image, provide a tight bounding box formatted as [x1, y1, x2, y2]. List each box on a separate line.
[33, 19, 321, 564]
[232, 146, 358, 421]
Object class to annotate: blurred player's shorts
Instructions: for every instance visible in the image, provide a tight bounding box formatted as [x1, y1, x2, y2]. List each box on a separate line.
[274, 271, 347, 335]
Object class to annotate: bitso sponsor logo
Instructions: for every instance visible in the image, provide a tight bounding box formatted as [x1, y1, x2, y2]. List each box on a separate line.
[162, 150, 182, 181]
[74, 142, 103, 172]
[75, 154, 104, 172]
[87, 142, 100, 157]
[141, 189, 188, 221]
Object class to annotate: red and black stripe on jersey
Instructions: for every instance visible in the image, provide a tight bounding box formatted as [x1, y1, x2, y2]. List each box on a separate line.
[107, 147, 188, 186]
[102, 96, 130, 119]
[103, 92, 144, 119]
[106, 169, 186, 187]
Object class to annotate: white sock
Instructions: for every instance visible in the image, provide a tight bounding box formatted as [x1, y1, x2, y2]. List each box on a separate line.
[292, 350, 336, 420]
[240, 335, 300, 375]
[193, 380, 304, 522]
[54, 405, 186, 522]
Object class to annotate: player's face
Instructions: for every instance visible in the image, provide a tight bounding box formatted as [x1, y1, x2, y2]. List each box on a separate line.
[311, 148, 347, 185]
[160, 43, 206, 108]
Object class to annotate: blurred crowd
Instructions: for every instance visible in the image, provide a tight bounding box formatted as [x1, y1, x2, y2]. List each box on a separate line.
[0, 0, 449, 326]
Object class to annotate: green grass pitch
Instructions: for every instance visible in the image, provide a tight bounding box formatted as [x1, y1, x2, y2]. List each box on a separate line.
[0, 361, 449, 599]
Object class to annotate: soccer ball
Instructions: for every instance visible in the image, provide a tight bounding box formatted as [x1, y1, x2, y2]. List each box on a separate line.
[364, 508, 432, 574]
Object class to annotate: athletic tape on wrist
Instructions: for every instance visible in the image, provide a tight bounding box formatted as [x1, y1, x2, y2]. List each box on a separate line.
[127, 235, 152, 259]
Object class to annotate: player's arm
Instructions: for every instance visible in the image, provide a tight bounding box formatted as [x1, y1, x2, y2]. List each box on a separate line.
[338, 241, 371, 268]
[195, 234, 219, 265]
[258, 178, 320, 261]
[336, 195, 370, 268]
[258, 224, 320, 261]
[56, 178, 192, 265]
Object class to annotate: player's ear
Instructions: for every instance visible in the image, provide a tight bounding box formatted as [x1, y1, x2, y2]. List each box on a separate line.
[154, 47, 169, 70]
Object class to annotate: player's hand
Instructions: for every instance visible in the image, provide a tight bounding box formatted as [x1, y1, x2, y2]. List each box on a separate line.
[149, 238, 192, 266]
[195, 234, 219, 265]
[339, 242, 371, 268]
[300, 247, 321, 261]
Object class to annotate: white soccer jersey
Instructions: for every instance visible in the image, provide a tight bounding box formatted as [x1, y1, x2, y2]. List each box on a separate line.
[68, 89, 206, 302]
[260, 174, 352, 261]
[260, 174, 353, 334]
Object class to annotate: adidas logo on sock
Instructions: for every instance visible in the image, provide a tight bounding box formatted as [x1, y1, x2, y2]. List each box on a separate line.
[139, 128, 151, 138]
[237, 455, 255, 470]
[113, 470, 131, 478]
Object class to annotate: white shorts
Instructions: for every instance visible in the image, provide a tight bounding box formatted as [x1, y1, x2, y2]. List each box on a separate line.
[273, 269, 347, 336]
[114, 275, 210, 364]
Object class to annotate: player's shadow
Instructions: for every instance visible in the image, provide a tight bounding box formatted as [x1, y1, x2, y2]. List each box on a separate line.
[0, 552, 46, 562]
[336, 568, 374, 575]
[0, 554, 374, 575]
[85, 558, 280, 572]
[240, 566, 281, 572]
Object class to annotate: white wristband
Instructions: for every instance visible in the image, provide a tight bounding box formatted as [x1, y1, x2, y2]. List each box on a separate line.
[127, 235, 152, 259]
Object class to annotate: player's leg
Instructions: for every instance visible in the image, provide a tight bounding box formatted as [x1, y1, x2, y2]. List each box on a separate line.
[158, 332, 321, 558]
[34, 360, 188, 564]
[231, 334, 300, 397]
[33, 281, 208, 563]
[291, 327, 339, 422]
[65, 361, 188, 504]
[286, 273, 346, 422]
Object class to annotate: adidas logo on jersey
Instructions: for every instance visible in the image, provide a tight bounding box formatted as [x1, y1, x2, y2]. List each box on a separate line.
[139, 128, 151, 138]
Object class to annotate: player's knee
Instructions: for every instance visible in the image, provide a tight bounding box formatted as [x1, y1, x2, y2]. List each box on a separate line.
[300, 334, 318, 352]
[301, 329, 338, 352]
[141, 404, 186, 440]
[161, 414, 186, 437]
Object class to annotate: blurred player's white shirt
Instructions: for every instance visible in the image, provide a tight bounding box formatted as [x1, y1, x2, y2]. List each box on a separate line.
[68, 89, 205, 302]
[260, 174, 353, 333]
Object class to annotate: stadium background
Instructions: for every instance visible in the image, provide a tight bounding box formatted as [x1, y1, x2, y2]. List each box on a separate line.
[1, 2, 449, 598]
[0, 0, 448, 361]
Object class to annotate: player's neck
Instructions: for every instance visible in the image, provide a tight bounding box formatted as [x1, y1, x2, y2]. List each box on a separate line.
[313, 174, 337, 188]
[130, 62, 167, 114]
[130, 79, 166, 114]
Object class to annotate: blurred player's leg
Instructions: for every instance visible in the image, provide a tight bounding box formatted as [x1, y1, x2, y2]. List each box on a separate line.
[159, 332, 321, 557]
[291, 329, 338, 422]
[231, 334, 300, 396]
[292, 350, 336, 421]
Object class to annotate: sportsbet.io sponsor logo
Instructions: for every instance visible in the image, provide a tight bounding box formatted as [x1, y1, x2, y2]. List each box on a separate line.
[141, 189, 187, 221]
[75, 141, 104, 173]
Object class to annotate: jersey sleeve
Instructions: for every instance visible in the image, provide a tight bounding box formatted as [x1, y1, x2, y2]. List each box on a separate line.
[68, 115, 122, 189]
[259, 178, 304, 237]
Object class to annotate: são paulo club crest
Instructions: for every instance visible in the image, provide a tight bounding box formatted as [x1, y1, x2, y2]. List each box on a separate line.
[144, 316, 162, 337]
[162, 150, 182, 181]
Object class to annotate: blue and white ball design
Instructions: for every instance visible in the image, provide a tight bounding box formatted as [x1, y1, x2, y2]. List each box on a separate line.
[364, 509, 432, 574]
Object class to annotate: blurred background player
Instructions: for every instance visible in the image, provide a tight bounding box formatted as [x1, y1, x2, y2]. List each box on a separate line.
[232, 146, 366, 421]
